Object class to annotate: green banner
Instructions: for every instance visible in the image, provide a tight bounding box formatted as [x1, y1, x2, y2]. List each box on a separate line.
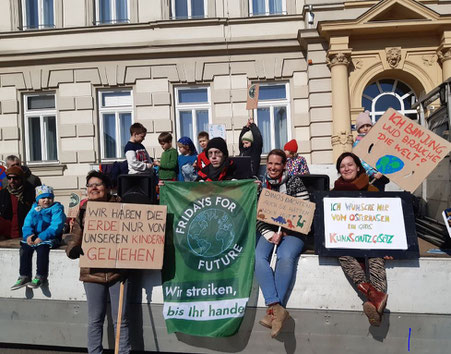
[160, 180, 257, 337]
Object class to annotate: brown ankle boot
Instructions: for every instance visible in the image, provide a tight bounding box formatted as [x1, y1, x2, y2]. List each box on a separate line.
[363, 301, 382, 326]
[259, 307, 273, 329]
[357, 283, 388, 315]
[270, 303, 289, 338]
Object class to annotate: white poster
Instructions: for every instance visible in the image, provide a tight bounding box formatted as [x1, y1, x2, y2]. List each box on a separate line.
[323, 197, 407, 250]
[208, 124, 226, 140]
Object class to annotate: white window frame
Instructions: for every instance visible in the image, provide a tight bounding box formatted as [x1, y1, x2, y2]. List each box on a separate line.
[249, 0, 286, 17]
[95, 0, 130, 25]
[21, 0, 55, 30]
[362, 79, 418, 123]
[98, 90, 134, 161]
[171, 0, 208, 20]
[23, 93, 59, 164]
[253, 82, 291, 153]
[175, 86, 211, 150]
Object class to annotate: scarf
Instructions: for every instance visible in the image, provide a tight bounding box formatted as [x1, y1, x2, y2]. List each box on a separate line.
[6, 183, 24, 203]
[333, 173, 371, 191]
[265, 170, 289, 194]
[202, 159, 232, 181]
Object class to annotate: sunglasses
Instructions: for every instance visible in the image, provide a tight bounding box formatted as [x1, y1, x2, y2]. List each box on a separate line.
[7, 175, 21, 181]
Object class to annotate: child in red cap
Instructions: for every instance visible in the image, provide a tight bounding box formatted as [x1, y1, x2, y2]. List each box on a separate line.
[283, 139, 309, 176]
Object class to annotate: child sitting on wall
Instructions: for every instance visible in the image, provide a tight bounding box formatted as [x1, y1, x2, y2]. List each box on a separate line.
[11, 185, 66, 290]
[283, 139, 309, 176]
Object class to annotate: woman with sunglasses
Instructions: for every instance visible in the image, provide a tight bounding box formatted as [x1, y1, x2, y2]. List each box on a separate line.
[66, 170, 131, 354]
[0, 166, 34, 239]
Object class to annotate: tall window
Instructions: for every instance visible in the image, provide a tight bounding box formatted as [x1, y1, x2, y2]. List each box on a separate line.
[24, 94, 58, 163]
[362, 79, 418, 122]
[99, 90, 133, 159]
[175, 87, 210, 150]
[95, 0, 129, 25]
[249, 0, 286, 16]
[253, 83, 290, 153]
[171, 0, 207, 19]
[22, 0, 54, 29]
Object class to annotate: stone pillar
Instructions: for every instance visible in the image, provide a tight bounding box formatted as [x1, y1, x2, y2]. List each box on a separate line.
[437, 31, 451, 81]
[328, 50, 353, 161]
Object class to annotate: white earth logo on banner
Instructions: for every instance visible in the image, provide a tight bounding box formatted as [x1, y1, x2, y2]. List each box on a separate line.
[187, 209, 235, 257]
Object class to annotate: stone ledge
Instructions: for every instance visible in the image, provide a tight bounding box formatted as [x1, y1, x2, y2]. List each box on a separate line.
[28, 163, 67, 177]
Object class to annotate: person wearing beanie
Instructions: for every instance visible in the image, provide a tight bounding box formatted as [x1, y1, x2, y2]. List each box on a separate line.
[0, 166, 34, 240]
[283, 139, 309, 176]
[355, 110, 373, 135]
[11, 184, 66, 290]
[197, 137, 237, 181]
[239, 117, 263, 177]
[177, 136, 198, 181]
[353, 110, 390, 191]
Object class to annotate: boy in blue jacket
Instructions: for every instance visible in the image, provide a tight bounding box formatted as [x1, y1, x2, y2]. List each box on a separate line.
[11, 185, 66, 290]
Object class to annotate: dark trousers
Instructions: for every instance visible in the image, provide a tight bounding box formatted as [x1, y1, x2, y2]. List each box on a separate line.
[19, 243, 51, 278]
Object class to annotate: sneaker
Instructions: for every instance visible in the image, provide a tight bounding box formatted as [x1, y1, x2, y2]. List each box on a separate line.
[11, 276, 31, 290]
[27, 277, 47, 289]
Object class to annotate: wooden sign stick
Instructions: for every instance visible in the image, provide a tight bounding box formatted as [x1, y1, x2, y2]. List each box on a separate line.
[114, 281, 125, 354]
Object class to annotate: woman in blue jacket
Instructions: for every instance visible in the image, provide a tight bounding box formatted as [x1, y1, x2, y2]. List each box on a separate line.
[11, 185, 66, 290]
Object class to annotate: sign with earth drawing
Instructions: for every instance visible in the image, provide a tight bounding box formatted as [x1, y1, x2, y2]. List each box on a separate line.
[160, 180, 257, 337]
[246, 83, 259, 110]
[353, 108, 451, 192]
[257, 189, 316, 235]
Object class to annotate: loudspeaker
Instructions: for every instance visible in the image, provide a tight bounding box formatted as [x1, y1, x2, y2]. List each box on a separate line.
[299, 174, 330, 193]
[229, 156, 252, 179]
[118, 173, 157, 205]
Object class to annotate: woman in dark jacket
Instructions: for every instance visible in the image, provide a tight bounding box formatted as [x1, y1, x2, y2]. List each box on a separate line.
[197, 137, 237, 181]
[66, 171, 130, 354]
[239, 117, 263, 177]
[255, 149, 310, 338]
[0, 166, 34, 239]
[334, 152, 389, 327]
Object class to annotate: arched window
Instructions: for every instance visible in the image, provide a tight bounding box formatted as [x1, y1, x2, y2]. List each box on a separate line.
[361, 79, 418, 122]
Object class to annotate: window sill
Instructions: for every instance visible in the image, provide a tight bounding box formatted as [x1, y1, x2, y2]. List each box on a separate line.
[28, 163, 67, 177]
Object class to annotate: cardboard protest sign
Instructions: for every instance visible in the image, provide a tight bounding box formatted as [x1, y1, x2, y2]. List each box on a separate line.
[67, 192, 82, 218]
[79, 201, 167, 269]
[313, 191, 419, 259]
[324, 197, 407, 250]
[208, 124, 226, 140]
[246, 83, 259, 110]
[257, 189, 316, 234]
[353, 108, 451, 192]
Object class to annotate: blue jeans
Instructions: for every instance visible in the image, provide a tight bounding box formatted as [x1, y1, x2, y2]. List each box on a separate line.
[84, 281, 131, 354]
[19, 243, 50, 278]
[255, 234, 305, 307]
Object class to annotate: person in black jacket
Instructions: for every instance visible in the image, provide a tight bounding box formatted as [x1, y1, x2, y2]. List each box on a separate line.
[239, 117, 263, 177]
[197, 137, 237, 181]
[0, 166, 35, 239]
